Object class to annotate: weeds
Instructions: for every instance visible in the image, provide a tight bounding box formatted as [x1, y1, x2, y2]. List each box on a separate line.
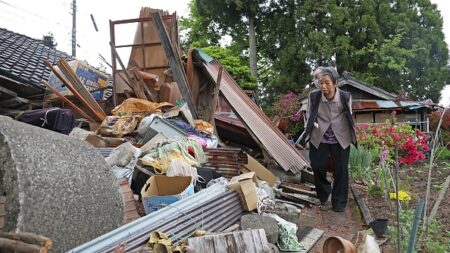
[349, 145, 373, 181]
[388, 208, 450, 252]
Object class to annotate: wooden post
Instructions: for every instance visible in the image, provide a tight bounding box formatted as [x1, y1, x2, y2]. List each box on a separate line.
[208, 66, 223, 123]
[152, 12, 198, 118]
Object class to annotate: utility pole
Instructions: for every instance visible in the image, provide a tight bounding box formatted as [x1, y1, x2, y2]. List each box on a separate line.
[71, 0, 77, 57]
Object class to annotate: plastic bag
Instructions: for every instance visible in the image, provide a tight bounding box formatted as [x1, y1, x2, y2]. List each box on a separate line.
[105, 142, 142, 170]
[166, 159, 198, 183]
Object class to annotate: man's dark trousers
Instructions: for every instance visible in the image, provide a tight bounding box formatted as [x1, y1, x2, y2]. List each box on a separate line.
[309, 143, 350, 210]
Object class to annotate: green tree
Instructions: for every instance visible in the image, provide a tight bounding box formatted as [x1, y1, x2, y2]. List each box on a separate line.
[183, 0, 449, 103]
[186, 0, 265, 78]
[202, 46, 257, 90]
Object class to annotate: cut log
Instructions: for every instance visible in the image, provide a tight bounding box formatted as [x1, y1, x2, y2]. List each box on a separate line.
[0, 232, 52, 249]
[0, 237, 46, 253]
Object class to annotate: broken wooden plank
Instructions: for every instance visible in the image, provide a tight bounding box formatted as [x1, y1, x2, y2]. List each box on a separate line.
[240, 154, 277, 187]
[187, 229, 271, 253]
[351, 185, 373, 226]
[42, 81, 97, 122]
[44, 60, 105, 122]
[296, 226, 324, 253]
[0, 85, 18, 99]
[109, 42, 147, 100]
[152, 12, 198, 118]
[300, 168, 315, 184]
[57, 59, 107, 118]
[281, 183, 317, 198]
[275, 199, 305, 209]
[0, 97, 28, 108]
[208, 65, 223, 123]
[275, 190, 318, 207]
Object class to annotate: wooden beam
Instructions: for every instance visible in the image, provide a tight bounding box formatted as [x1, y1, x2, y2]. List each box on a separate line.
[0, 85, 17, 98]
[109, 42, 147, 100]
[297, 226, 324, 251]
[42, 81, 97, 122]
[351, 185, 373, 226]
[187, 229, 272, 253]
[208, 65, 223, 123]
[57, 59, 107, 118]
[152, 12, 198, 118]
[44, 60, 104, 122]
[0, 97, 28, 108]
[281, 183, 317, 198]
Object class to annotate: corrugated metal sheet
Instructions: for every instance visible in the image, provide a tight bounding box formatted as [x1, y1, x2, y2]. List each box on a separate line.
[203, 60, 309, 174]
[352, 100, 379, 110]
[352, 100, 401, 111]
[399, 101, 424, 110]
[376, 100, 399, 108]
[69, 184, 241, 253]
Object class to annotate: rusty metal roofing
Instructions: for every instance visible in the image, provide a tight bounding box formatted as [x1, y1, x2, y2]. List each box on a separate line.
[352, 100, 400, 111]
[203, 60, 309, 173]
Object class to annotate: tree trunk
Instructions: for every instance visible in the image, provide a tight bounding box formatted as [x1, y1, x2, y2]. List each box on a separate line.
[248, 14, 257, 78]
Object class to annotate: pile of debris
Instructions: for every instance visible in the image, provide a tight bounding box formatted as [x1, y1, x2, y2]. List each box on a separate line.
[1, 7, 370, 253]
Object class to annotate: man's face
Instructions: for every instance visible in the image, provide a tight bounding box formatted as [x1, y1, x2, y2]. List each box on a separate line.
[319, 75, 335, 97]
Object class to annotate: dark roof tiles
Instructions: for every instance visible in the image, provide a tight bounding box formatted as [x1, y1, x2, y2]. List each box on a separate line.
[0, 27, 74, 91]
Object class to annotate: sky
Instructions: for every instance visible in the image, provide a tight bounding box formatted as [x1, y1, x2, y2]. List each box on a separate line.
[0, 0, 449, 106]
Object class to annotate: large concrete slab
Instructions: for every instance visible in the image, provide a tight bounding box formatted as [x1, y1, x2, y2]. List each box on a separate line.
[0, 117, 124, 252]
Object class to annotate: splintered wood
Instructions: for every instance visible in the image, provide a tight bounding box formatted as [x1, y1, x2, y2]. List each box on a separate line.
[187, 229, 271, 253]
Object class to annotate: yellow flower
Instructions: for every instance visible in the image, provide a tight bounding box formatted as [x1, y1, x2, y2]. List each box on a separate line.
[390, 191, 411, 201]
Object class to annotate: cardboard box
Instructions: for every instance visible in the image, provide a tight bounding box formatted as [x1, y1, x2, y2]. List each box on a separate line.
[228, 172, 259, 211]
[240, 154, 277, 187]
[46, 60, 109, 100]
[141, 175, 194, 214]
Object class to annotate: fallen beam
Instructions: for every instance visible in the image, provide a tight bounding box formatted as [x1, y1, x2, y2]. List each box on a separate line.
[297, 226, 324, 252]
[152, 12, 197, 118]
[351, 185, 373, 225]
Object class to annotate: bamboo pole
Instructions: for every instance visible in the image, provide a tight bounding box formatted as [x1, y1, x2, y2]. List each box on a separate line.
[42, 81, 97, 123]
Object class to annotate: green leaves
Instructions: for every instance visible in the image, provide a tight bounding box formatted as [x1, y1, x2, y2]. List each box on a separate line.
[182, 0, 449, 103]
[202, 46, 257, 90]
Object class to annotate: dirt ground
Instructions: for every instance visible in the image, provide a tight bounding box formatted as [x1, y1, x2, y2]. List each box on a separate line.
[362, 161, 450, 252]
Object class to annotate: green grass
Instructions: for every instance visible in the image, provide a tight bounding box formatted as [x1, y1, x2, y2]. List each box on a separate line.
[349, 146, 374, 181]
